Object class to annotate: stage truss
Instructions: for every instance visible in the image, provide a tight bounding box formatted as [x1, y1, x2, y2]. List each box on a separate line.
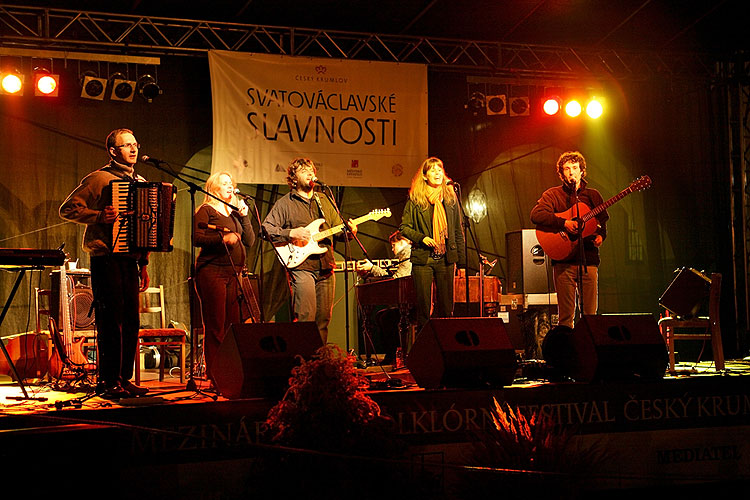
[0, 4, 727, 81]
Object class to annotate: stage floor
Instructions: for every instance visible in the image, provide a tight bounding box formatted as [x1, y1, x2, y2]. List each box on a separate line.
[2, 360, 750, 497]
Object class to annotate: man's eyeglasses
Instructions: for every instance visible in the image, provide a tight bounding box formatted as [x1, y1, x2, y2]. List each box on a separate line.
[115, 143, 140, 149]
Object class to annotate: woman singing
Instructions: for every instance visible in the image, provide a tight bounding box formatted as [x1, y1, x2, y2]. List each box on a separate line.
[399, 157, 465, 331]
[194, 172, 255, 383]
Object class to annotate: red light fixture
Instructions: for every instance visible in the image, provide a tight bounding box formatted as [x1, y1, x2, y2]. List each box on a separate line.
[1, 70, 24, 95]
[34, 71, 59, 96]
[542, 96, 561, 116]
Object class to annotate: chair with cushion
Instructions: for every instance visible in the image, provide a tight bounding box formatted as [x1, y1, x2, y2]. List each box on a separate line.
[135, 285, 186, 385]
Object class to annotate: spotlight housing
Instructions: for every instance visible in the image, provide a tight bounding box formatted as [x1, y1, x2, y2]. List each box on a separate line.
[509, 96, 529, 116]
[1, 70, 24, 95]
[543, 96, 561, 116]
[485, 94, 506, 115]
[34, 69, 59, 97]
[80, 72, 107, 100]
[110, 73, 135, 102]
[586, 97, 604, 119]
[137, 74, 162, 103]
[565, 99, 583, 117]
[467, 91, 486, 114]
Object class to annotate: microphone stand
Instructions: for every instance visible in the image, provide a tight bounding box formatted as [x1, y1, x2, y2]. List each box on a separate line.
[316, 182, 360, 354]
[571, 182, 587, 323]
[235, 193, 266, 323]
[453, 182, 480, 316]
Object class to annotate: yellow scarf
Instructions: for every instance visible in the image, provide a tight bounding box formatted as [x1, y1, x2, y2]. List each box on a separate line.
[427, 186, 447, 255]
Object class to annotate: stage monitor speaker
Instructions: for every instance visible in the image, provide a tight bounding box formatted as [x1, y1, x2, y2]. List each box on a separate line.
[406, 317, 516, 389]
[212, 322, 323, 399]
[50, 270, 95, 329]
[659, 268, 710, 318]
[544, 314, 667, 383]
[506, 229, 554, 294]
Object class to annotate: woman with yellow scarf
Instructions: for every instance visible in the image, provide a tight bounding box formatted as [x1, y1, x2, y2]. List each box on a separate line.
[400, 157, 466, 331]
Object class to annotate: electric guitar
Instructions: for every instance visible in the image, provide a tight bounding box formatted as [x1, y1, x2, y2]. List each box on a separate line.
[535, 175, 651, 261]
[274, 208, 392, 268]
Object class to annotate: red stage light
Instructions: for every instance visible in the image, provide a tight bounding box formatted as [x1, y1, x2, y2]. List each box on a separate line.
[35, 73, 59, 96]
[1, 72, 23, 95]
[543, 97, 561, 116]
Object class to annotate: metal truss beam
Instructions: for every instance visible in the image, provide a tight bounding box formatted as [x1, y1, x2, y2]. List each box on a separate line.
[0, 4, 724, 81]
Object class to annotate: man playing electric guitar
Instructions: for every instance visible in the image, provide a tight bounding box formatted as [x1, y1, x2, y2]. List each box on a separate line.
[262, 158, 357, 342]
[530, 151, 609, 328]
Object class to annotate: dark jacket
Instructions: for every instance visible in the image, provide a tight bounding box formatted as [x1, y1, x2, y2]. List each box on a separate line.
[400, 198, 466, 267]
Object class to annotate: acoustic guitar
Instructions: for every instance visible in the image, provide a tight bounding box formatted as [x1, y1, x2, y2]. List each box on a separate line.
[535, 176, 652, 261]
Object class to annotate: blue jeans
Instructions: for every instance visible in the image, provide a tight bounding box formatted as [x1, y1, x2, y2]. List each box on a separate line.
[288, 268, 335, 343]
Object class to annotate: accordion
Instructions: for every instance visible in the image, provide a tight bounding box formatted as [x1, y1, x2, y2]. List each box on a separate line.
[111, 180, 177, 253]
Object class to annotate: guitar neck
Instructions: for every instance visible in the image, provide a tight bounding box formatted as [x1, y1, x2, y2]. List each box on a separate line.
[582, 187, 635, 221]
[314, 213, 375, 241]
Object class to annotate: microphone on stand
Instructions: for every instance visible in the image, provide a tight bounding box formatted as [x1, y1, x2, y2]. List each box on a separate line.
[312, 176, 327, 187]
[140, 155, 166, 165]
[233, 188, 254, 199]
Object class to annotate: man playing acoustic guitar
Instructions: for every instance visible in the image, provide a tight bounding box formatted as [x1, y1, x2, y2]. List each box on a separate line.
[530, 151, 609, 328]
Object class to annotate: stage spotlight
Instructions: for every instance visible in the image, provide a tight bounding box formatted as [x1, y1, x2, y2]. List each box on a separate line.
[485, 94, 506, 115]
[1, 70, 24, 95]
[509, 96, 529, 116]
[110, 73, 135, 102]
[467, 91, 486, 114]
[80, 72, 107, 100]
[34, 69, 59, 97]
[565, 99, 582, 117]
[543, 96, 561, 116]
[137, 74, 162, 103]
[586, 97, 604, 119]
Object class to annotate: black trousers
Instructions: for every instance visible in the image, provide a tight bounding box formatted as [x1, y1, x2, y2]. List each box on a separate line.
[196, 264, 241, 382]
[89, 255, 140, 386]
[411, 257, 455, 332]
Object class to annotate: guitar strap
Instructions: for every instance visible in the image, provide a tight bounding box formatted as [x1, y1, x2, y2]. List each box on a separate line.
[313, 193, 326, 221]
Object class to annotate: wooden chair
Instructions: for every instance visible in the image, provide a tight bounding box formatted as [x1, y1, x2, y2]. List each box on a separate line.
[135, 285, 186, 384]
[658, 273, 724, 375]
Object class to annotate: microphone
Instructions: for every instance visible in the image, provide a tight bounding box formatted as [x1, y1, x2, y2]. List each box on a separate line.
[198, 221, 232, 233]
[140, 155, 165, 164]
[312, 176, 327, 187]
[233, 188, 254, 199]
[446, 178, 458, 186]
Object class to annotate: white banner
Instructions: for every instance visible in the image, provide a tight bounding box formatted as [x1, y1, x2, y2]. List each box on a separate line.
[208, 51, 427, 187]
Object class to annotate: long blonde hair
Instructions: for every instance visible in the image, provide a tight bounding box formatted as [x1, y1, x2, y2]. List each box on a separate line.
[408, 157, 457, 209]
[197, 171, 237, 212]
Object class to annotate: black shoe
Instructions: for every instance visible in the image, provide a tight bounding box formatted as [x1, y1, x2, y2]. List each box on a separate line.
[99, 383, 130, 400]
[122, 380, 149, 397]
